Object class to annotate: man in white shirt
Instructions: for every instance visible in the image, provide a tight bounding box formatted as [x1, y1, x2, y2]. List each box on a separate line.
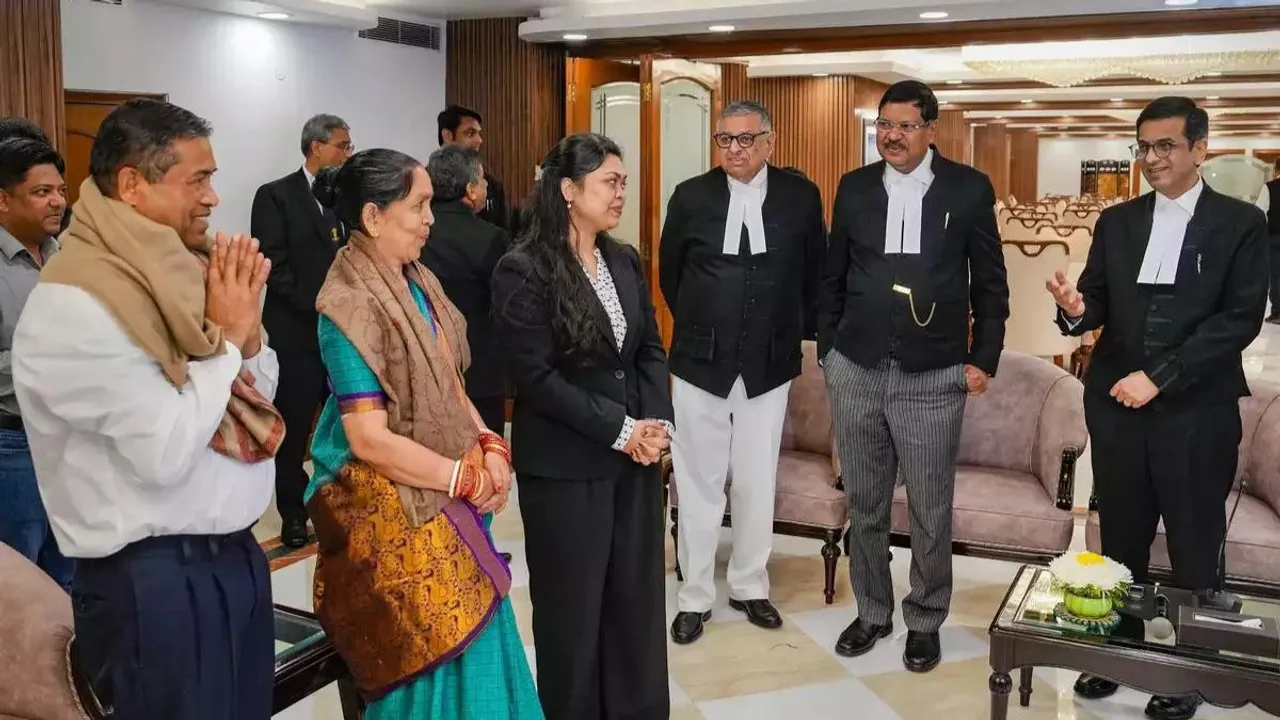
[13, 99, 281, 720]
[1048, 97, 1268, 720]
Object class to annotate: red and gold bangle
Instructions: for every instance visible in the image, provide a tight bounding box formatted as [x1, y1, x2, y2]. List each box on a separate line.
[478, 430, 511, 463]
[467, 470, 488, 504]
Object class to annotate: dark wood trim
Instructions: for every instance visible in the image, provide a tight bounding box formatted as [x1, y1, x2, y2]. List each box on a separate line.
[64, 90, 167, 105]
[566, 8, 1279, 59]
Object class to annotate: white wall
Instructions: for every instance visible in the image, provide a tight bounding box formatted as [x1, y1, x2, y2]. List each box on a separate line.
[61, 0, 447, 234]
[1038, 136, 1280, 199]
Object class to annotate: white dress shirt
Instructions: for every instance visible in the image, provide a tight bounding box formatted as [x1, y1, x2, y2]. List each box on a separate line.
[883, 148, 935, 255]
[723, 165, 768, 255]
[1137, 179, 1203, 285]
[1256, 185, 1270, 214]
[11, 284, 279, 558]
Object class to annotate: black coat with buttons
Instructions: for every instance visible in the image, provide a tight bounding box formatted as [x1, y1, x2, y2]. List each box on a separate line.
[659, 165, 827, 399]
[492, 238, 673, 480]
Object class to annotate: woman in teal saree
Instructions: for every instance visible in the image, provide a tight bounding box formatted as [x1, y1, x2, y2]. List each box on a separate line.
[305, 149, 542, 720]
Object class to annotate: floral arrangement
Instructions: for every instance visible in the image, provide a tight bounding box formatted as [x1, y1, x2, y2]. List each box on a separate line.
[1048, 551, 1133, 607]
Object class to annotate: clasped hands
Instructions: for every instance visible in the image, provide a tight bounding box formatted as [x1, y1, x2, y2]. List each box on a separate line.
[1045, 270, 1159, 409]
[472, 434, 512, 516]
[622, 420, 670, 466]
[205, 232, 271, 357]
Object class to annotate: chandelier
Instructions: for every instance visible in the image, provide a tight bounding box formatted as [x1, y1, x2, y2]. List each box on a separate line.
[965, 51, 1280, 88]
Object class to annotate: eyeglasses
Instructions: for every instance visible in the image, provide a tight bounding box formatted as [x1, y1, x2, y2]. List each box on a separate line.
[714, 131, 770, 149]
[327, 141, 356, 153]
[875, 119, 932, 135]
[1129, 140, 1184, 160]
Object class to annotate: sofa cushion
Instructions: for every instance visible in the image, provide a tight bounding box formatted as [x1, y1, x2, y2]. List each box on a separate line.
[669, 450, 847, 530]
[0, 544, 81, 720]
[891, 466, 1074, 554]
[1085, 491, 1280, 586]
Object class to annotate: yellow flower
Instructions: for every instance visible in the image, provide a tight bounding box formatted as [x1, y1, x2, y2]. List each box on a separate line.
[1077, 552, 1106, 566]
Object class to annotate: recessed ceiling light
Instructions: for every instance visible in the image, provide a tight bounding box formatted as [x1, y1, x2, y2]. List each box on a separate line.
[938, 100, 950, 105]
[708, 24, 735, 32]
[1206, 71, 1223, 76]
[812, 73, 829, 77]
[1164, 0, 1198, 5]
[919, 11, 949, 19]
[1206, 95, 1220, 100]
[562, 33, 588, 41]
[1110, 97, 1125, 102]
[945, 79, 963, 85]
[1020, 99, 1033, 104]
[258, 11, 290, 19]
[995, 116, 1005, 120]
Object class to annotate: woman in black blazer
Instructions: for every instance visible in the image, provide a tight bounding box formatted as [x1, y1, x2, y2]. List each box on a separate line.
[492, 133, 672, 720]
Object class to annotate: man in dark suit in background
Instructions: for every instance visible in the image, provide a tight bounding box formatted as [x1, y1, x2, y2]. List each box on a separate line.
[251, 113, 353, 548]
[1049, 97, 1268, 720]
[661, 99, 826, 645]
[422, 145, 509, 432]
[438, 105, 509, 232]
[1262, 161, 1280, 324]
[820, 80, 1009, 673]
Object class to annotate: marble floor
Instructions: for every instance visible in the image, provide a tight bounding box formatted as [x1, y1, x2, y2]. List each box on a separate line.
[264, 321, 1280, 720]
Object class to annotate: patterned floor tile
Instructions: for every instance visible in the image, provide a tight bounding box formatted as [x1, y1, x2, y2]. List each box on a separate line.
[667, 617, 850, 702]
[697, 679, 900, 720]
[862, 657, 1100, 720]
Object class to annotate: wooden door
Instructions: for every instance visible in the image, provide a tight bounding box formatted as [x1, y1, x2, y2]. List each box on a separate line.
[564, 58, 640, 135]
[64, 90, 165, 203]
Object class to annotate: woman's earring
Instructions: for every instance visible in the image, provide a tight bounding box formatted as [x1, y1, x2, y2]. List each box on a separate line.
[567, 200, 574, 211]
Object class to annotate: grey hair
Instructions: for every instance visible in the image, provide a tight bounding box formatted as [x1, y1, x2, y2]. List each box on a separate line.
[300, 113, 349, 157]
[426, 145, 484, 203]
[720, 100, 773, 132]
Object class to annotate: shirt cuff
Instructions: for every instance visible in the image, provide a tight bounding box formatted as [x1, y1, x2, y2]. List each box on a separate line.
[611, 415, 637, 451]
[657, 419, 675, 437]
[1063, 314, 1083, 330]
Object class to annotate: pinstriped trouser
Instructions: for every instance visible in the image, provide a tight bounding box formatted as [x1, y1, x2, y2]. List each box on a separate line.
[824, 350, 967, 633]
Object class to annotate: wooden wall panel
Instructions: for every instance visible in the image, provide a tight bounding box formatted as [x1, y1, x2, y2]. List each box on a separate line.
[973, 124, 1011, 202]
[446, 18, 564, 216]
[934, 109, 969, 164]
[0, 0, 65, 150]
[719, 64, 885, 219]
[1008, 129, 1039, 204]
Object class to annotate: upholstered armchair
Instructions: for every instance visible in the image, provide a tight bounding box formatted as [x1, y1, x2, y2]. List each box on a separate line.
[0, 545, 83, 720]
[1086, 379, 1280, 595]
[665, 341, 849, 604]
[890, 351, 1088, 560]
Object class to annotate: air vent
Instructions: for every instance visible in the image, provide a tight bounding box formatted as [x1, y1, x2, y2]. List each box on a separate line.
[358, 17, 441, 51]
[86, 0, 124, 5]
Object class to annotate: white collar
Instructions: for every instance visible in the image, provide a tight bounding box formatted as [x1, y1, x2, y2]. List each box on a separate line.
[884, 148, 935, 189]
[302, 165, 316, 188]
[1154, 177, 1203, 217]
[727, 164, 768, 191]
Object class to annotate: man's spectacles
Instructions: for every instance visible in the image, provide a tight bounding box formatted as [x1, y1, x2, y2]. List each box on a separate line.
[875, 119, 932, 135]
[1129, 140, 1184, 160]
[327, 141, 355, 153]
[714, 131, 770, 149]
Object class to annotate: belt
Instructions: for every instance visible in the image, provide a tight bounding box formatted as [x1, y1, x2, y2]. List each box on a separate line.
[0, 414, 22, 432]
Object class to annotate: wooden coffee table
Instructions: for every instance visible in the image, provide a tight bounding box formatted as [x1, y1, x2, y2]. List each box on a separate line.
[988, 565, 1280, 719]
[274, 604, 363, 719]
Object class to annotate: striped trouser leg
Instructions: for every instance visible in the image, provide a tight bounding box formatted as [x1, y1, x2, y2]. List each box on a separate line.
[887, 361, 968, 633]
[824, 351, 898, 627]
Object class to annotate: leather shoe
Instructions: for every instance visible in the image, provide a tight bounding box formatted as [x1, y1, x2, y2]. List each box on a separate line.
[1145, 694, 1201, 720]
[670, 611, 711, 645]
[903, 630, 941, 673]
[281, 517, 309, 549]
[1073, 674, 1119, 699]
[834, 618, 892, 657]
[1266, 314, 1280, 325]
[728, 598, 783, 630]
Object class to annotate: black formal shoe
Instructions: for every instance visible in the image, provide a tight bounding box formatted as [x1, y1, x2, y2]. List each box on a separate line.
[728, 598, 783, 630]
[670, 611, 711, 645]
[903, 630, 941, 673]
[1073, 673, 1120, 699]
[834, 618, 892, 657]
[281, 517, 309, 549]
[1145, 694, 1201, 720]
[1267, 315, 1280, 325]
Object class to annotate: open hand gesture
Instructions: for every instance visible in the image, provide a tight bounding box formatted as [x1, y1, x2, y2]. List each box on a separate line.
[1045, 270, 1085, 318]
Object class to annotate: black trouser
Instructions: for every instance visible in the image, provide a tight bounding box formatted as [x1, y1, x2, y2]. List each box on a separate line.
[72, 530, 273, 720]
[272, 343, 329, 524]
[519, 465, 669, 720]
[1087, 393, 1240, 590]
[1269, 235, 1280, 317]
[470, 394, 507, 434]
